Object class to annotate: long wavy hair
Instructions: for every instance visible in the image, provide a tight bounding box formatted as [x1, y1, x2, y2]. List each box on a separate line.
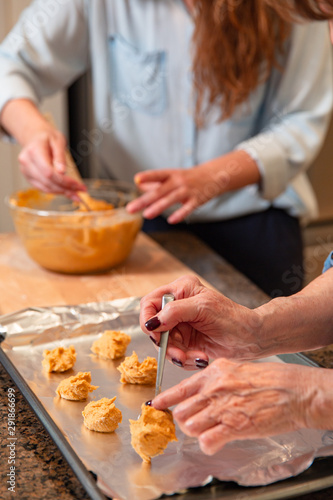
[192, 0, 333, 125]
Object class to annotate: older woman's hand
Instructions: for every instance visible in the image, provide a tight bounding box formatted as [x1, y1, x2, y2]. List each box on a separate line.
[140, 275, 265, 370]
[152, 358, 330, 455]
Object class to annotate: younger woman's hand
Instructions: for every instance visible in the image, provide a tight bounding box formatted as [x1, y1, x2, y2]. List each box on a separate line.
[18, 128, 85, 198]
[127, 166, 223, 224]
[127, 150, 260, 223]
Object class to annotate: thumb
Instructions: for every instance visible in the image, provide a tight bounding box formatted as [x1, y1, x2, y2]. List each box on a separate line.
[50, 134, 67, 174]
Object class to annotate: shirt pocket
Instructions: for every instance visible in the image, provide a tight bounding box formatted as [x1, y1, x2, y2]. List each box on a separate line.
[108, 35, 167, 115]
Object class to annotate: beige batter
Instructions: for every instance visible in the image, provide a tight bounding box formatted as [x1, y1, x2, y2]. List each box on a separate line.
[91, 330, 131, 360]
[76, 194, 114, 212]
[129, 403, 177, 464]
[56, 372, 98, 401]
[10, 188, 142, 274]
[82, 397, 122, 432]
[117, 351, 157, 385]
[42, 345, 76, 372]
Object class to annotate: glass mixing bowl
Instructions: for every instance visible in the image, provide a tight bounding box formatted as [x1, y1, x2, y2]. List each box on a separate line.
[6, 179, 143, 274]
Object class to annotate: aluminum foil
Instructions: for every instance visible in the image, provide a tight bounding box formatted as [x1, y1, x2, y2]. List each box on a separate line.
[1, 298, 333, 500]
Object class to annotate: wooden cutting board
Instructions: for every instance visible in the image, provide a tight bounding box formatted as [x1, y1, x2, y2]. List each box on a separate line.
[0, 232, 208, 315]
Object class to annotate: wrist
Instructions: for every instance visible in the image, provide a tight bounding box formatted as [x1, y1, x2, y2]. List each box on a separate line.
[21, 122, 55, 147]
[256, 289, 333, 356]
[302, 368, 333, 430]
[254, 295, 306, 356]
[1, 98, 54, 146]
[18, 113, 55, 147]
[200, 150, 261, 194]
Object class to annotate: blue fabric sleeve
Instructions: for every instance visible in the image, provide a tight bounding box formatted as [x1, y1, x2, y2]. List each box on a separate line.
[323, 252, 333, 273]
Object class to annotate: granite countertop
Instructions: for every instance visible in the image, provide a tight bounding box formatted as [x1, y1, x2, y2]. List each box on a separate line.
[0, 231, 332, 500]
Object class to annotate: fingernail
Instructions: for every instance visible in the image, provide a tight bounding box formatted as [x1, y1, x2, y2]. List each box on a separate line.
[149, 336, 160, 347]
[145, 400, 152, 406]
[172, 358, 183, 368]
[195, 358, 208, 369]
[145, 317, 161, 331]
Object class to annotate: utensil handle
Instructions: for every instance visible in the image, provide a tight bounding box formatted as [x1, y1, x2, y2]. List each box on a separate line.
[44, 113, 93, 211]
[44, 113, 84, 182]
[64, 150, 84, 183]
[155, 293, 175, 396]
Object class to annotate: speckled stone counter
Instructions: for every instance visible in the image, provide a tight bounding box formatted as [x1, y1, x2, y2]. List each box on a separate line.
[1, 231, 333, 500]
[0, 363, 90, 500]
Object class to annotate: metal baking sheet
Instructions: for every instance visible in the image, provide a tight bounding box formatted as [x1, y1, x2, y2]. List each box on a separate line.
[1, 298, 333, 500]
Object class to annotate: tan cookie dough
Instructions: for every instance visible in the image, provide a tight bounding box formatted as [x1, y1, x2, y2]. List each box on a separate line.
[91, 330, 131, 360]
[56, 372, 98, 401]
[82, 397, 122, 432]
[77, 194, 114, 212]
[42, 345, 76, 372]
[117, 351, 157, 385]
[10, 189, 142, 274]
[129, 403, 177, 464]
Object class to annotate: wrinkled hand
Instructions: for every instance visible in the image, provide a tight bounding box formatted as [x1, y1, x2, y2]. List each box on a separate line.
[127, 166, 224, 224]
[18, 129, 85, 198]
[140, 275, 264, 370]
[152, 358, 316, 455]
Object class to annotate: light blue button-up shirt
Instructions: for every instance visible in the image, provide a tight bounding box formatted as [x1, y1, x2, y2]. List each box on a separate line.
[0, 0, 332, 223]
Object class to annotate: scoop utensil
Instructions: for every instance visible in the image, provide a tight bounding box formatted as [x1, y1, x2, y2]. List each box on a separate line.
[140, 293, 175, 417]
[64, 150, 93, 211]
[155, 293, 175, 396]
[44, 113, 92, 211]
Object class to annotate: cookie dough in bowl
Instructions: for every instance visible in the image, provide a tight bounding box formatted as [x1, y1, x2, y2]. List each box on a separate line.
[7, 180, 142, 274]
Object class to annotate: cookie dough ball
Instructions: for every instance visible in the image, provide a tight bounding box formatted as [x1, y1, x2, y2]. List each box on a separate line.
[56, 372, 98, 401]
[91, 330, 131, 360]
[42, 345, 76, 372]
[82, 397, 122, 432]
[117, 351, 157, 385]
[129, 403, 177, 464]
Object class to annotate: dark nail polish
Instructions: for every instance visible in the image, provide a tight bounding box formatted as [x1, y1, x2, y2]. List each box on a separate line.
[195, 358, 208, 369]
[145, 317, 161, 331]
[149, 336, 159, 347]
[172, 358, 183, 368]
[145, 400, 152, 406]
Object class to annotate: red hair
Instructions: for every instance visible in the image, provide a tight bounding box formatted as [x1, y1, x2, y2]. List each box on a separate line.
[192, 0, 332, 125]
